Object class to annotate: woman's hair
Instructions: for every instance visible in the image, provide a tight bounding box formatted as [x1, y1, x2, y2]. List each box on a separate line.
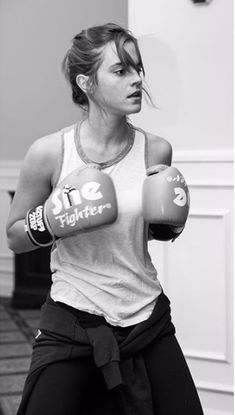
[62, 23, 148, 110]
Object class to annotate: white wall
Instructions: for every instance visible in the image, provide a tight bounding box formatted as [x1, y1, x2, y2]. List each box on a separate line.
[128, 1, 233, 414]
[128, 0, 233, 152]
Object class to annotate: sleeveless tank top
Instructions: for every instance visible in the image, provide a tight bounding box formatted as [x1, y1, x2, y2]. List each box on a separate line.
[50, 123, 162, 327]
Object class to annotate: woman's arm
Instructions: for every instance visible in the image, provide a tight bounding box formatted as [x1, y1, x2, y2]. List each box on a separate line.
[145, 134, 189, 242]
[145, 134, 184, 242]
[6, 134, 60, 253]
[146, 133, 173, 168]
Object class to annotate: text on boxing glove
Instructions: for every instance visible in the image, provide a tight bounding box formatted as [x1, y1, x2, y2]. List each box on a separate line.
[50, 181, 112, 228]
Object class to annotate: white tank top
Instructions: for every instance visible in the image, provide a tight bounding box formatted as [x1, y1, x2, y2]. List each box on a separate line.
[50, 123, 162, 327]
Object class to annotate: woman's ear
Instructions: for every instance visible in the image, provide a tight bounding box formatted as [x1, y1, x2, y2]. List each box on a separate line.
[76, 74, 93, 94]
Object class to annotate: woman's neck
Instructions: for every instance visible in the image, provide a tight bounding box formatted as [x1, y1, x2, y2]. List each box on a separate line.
[77, 112, 133, 164]
[81, 113, 129, 152]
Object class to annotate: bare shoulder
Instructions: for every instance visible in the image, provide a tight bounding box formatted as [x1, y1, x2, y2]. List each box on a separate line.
[23, 130, 62, 184]
[145, 131, 173, 167]
[25, 130, 61, 167]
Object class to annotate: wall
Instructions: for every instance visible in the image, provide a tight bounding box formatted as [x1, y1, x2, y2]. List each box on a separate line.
[0, 0, 127, 159]
[128, 1, 233, 414]
[129, 0, 233, 152]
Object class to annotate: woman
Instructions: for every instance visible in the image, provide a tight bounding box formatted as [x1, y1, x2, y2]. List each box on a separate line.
[6, 23, 203, 415]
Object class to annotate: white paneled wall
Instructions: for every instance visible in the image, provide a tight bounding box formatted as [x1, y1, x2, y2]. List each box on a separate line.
[0, 161, 22, 297]
[128, 0, 233, 413]
[148, 151, 233, 415]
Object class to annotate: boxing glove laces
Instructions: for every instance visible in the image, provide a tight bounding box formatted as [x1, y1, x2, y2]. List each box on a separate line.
[142, 164, 190, 242]
[25, 164, 118, 247]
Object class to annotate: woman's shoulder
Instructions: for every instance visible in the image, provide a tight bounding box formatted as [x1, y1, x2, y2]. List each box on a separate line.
[33, 130, 61, 151]
[136, 127, 173, 167]
[26, 129, 61, 170]
[29, 124, 74, 155]
[22, 125, 73, 185]
[146, 130, 172, 150]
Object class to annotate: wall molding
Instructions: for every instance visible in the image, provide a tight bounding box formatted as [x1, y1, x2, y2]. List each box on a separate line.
[0, 272, 13, 297]
[0, 251, 14, 297]
[185, 349, 227, 364]
[204, 410, 233, 415]
[161, 190, 233, 406]
[0, 160, 22, 192]
[0, 149, 233, 170]
[0, 150, 233, 189]
[0, 252, 13, 269]
[0, 160, 22, 177]
[172, 150, 233, 188]
[196, 380, 233, 395]
[189, 209, 230, 218]
[164, 208, 231, 365]
[0, 251, 13, 259]
[173, 149, 233, 163]
[188, 182, 233, 188]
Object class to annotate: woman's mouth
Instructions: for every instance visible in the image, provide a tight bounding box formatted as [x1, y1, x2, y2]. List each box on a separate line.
[127, 90, 142, 99]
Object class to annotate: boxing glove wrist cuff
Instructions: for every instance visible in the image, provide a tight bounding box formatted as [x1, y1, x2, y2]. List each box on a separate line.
[25, 205, 55, 247]
[149, 223, 185, 243]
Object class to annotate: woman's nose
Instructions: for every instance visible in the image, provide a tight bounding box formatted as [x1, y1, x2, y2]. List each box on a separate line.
[130, 69, 142, 86]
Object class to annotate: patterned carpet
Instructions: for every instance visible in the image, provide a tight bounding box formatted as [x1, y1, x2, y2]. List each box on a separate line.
[0, 299, 40, 415]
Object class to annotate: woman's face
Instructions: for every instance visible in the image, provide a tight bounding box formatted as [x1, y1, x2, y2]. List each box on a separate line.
[91, 41, 143, 116]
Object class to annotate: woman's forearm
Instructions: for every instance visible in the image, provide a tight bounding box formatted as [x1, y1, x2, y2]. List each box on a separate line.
[7, 219, 39, 254]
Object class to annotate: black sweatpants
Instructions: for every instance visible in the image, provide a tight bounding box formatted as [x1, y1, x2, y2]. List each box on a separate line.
[24, 333, 203, 415]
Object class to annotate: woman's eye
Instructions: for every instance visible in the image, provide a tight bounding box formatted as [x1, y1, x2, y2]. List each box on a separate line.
[114, 67, 143, 76]
[115, 69, 126, 76]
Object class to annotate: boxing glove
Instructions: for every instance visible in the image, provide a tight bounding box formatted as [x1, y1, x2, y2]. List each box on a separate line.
[25, 164, 118, 247]
[142, 164, 190, 242]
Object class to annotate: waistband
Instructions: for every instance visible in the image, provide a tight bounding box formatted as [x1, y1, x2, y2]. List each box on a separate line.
[46, 294, 136, 336]
[39, 291, 175, 355]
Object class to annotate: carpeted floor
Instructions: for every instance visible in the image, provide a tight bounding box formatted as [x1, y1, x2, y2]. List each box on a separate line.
[0, 299, 40, 415]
